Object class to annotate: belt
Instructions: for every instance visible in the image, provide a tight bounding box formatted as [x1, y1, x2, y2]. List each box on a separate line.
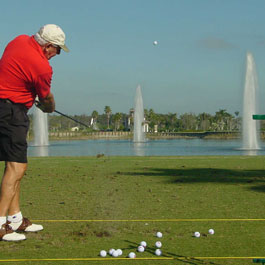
[0, 98, 28, 112]
[0, 98, 13, 104]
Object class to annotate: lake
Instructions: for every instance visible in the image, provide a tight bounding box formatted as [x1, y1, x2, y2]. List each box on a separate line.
[28, 138, 265, 157]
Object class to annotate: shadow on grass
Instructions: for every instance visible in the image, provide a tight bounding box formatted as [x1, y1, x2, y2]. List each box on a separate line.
[125, 168, 265, 193]
[124, 240, 222, 265]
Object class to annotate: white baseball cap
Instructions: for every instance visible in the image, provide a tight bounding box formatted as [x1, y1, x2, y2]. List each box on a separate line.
[38, 24, 69, 52]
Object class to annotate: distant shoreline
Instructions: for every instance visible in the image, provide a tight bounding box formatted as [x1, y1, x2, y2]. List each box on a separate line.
[27, 131, 265, 141]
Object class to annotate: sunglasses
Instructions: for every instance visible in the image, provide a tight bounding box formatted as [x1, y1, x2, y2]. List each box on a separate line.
[51, 44, 61, 54]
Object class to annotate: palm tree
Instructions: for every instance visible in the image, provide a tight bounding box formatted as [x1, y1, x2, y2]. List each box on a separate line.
[197, 112, 212, 131]
[233, 111, 240, 131]
[179, 113, 198, 131]
[91, 110, 99, 124]
[147, 109, 159, 132]
[113, 112, 122, 131]
[91, 110, 99, 129]
[214, 109, 233, 131]
[214, 109, 227, 131]
[144, 109, 149, 118]
[167, 112, 177, 131]
[104, 106, 112, 129]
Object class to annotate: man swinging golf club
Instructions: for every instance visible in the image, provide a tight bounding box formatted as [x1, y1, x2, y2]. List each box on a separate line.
[0, 24, 69, 241]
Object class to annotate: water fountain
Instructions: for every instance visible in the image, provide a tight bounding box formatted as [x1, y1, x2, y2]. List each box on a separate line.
[242, 52, 260, 150]
[33, 106, 49, 146]
[133, 85, 146, 142]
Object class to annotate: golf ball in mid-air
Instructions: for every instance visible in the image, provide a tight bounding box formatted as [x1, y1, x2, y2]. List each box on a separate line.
[117, 249, 123, 256]
[128, 252, 136, 258]
[155, 241, 162, 248]
[112, 250, 119, 257]
[208, 229, 215, 235]
[156, 232, 163, 238]
[100, 250, 107, 257]
[155, 249, 162, 256]
[138, 245, 145, 252]
[140, 241, 147, 248]
[194, 232, 200, 238]
[153, 40, 158, 45]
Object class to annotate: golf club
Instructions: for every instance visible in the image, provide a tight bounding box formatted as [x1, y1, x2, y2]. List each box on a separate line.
[35, 101, 89, 128]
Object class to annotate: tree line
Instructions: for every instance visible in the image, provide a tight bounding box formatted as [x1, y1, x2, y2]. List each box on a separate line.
[28, 106, 265, 133]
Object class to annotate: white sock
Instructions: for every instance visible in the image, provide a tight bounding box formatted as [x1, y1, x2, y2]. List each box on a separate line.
[0, 216, 7, 226]
[7, 211, 23, 223]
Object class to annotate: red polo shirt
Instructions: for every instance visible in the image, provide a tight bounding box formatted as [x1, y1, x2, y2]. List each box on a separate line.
[0, 35, 52, 108]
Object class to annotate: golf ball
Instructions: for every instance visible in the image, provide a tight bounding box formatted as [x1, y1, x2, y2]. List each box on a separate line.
[117, 249, 123, 256]
[155, 249, 162, 256]
[153, 40, 158, 45]
[109, 248, 115, 255]
[140, 241, 147, 248]
[137, 245, 145, 252]
[155, 241, 162, 248]
[194, 232, 200, 238]
[128, 252, 136, 258]
[100, 250, 107, 257]
[112, 250, 119, 257]
[208, 229, 215, 235]
[156, 232, 163, 238]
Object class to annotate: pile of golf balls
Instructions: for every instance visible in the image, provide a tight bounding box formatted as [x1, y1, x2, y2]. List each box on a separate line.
[154, 232, 163, 256]
[99, 227, 215, 259]
[99, 231, 164, 258]
[193, 228, 215, 238]
[99, 248, 123, 258]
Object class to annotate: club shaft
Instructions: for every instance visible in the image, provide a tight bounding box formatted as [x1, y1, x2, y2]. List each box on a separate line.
[54, 109, 89, 128]
[35, 100, 89, 128]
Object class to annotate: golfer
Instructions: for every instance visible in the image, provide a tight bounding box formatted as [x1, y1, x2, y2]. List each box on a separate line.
[0, 24, 69, 241]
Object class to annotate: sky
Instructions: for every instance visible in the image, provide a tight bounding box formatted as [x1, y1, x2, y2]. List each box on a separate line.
[1, 0, 265, 116]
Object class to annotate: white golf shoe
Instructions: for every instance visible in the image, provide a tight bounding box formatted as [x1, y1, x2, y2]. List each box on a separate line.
[9, 217, 43, 232]
[0, 223, 26, 241]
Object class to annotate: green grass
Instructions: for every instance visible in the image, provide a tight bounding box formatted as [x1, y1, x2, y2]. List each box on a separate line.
[0, 156, 265, 265]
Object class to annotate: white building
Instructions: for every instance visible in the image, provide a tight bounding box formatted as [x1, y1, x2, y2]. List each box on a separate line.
[71, 126, 79, 132]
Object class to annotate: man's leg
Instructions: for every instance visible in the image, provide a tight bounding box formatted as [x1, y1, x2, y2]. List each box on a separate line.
[0, 162, 26, 241]
[8, 179, 21, 216]
[4, 162, 44, 233]
[0, 162, 26, 217]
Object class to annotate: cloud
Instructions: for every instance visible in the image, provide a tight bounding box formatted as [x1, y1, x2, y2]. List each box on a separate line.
[199, 37, 236, 50]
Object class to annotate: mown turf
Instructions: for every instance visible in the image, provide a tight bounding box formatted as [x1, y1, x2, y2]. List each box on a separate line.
[0, 156, 264, 265]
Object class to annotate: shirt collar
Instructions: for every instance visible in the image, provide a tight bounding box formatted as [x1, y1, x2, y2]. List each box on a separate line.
[29, 35, 47, 60]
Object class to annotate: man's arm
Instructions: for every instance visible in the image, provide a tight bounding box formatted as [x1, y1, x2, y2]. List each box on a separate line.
[39, 92, 55, 113]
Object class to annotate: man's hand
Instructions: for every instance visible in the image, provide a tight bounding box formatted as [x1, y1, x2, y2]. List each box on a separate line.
[35, 100, 46, 112]
[37, 93, 55, 113]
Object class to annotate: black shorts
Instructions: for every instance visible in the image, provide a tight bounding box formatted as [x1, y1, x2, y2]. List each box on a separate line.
[0, 100, 29, 163]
